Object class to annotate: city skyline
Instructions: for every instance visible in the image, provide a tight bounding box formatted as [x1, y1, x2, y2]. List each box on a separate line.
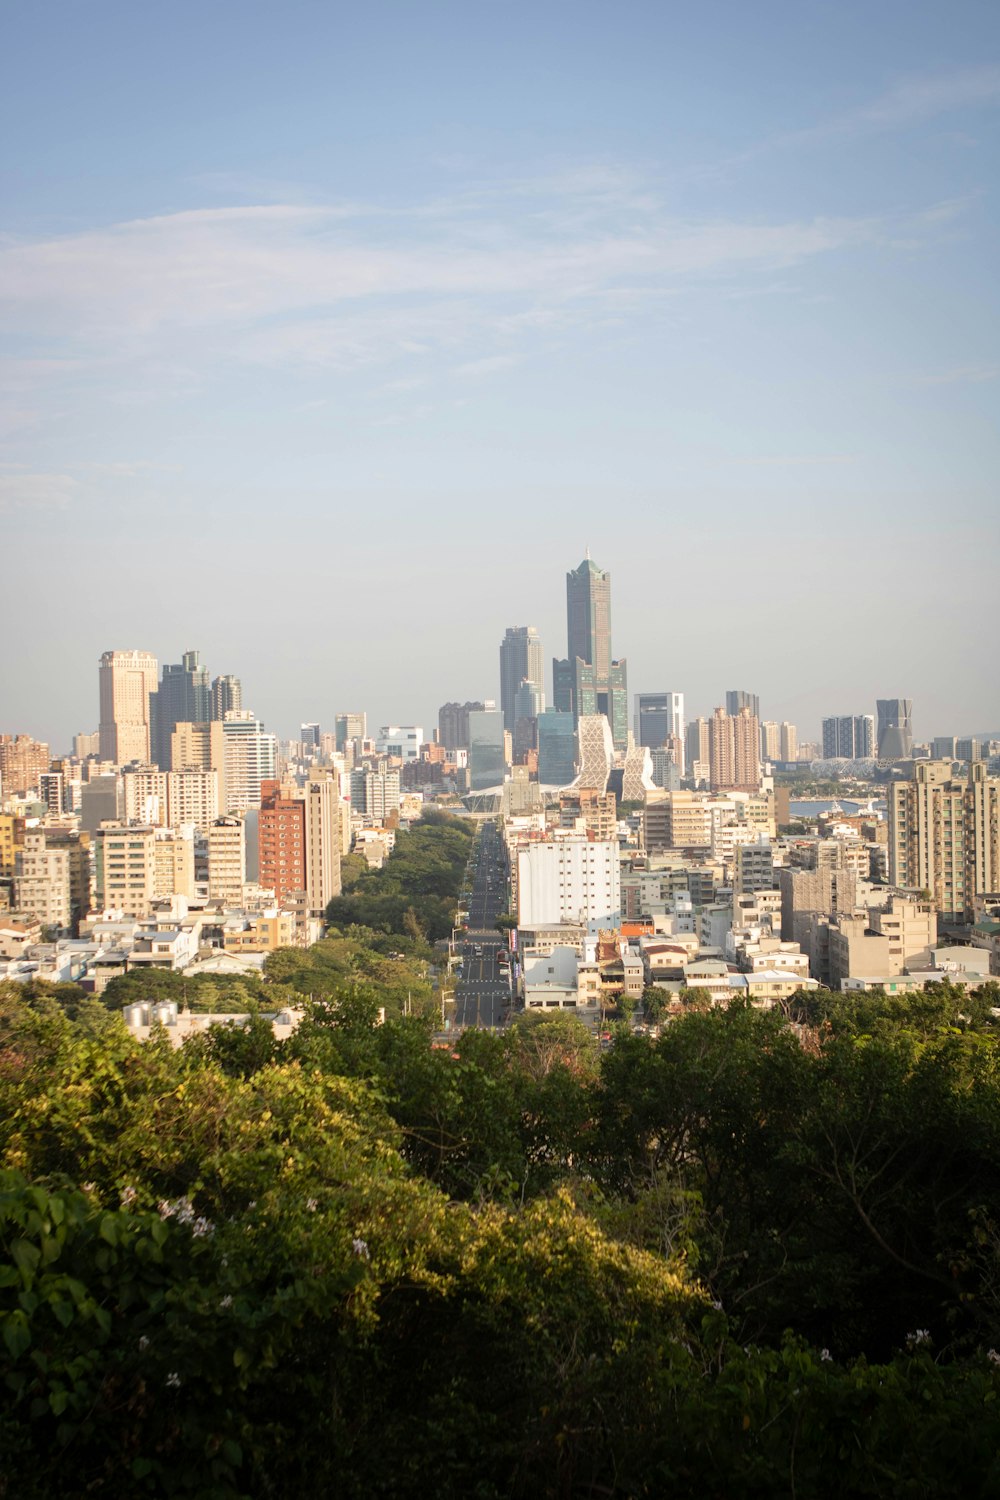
[5, 585, 1000, 754]
[2, 2, 998, 744]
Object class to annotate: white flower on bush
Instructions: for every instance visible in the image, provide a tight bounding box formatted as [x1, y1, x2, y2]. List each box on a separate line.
[352, 1237, 370, 1260]
[158, 1196, 212, 1235]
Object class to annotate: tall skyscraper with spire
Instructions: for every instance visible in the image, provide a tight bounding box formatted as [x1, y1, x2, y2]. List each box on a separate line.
[552, 554, 628, 750]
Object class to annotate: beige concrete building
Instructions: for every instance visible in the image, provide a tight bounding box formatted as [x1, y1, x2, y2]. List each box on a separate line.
[760, 721, 781, 762]
[559, 788, 618, 841]
[0, 734, 50, 796]
[709, 706, 761, 793]
[122, 768, 219, 832]
[14, 827, 90, 934]
[779, 722, 798, 762]
[169, 769, 220, 829]
[98, 650, 158, 765]
[889, 760, 1000, 922]
[827, 896, 936, 989]
[153, 830, 196, 902]
[171, 719, 226, 785]
[305, 773, 343, 919]
[95, 823, 158, 917]
[207, 816, 247, 903]
[643, 790, 713, 853]
[123, 768, 170, 827]
[15, 829, 74, 932]
[223, 909, 298, 953]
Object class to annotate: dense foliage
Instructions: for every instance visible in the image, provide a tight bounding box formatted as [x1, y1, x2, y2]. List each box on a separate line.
[325, 810, 474, 942]
[3, 974, 1000, 1496]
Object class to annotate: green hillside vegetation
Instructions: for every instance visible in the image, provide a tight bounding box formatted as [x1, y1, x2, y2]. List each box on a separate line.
[2, 973, 1000, 1495]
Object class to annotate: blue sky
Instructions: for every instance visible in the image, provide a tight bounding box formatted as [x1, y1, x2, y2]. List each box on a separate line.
[2, 0, 998, 749]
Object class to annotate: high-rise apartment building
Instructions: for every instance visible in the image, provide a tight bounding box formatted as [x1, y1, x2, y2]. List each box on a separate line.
[150, 651, 211, 769]
[207, 817, 246, 903]
[123, 768, 220, 830]
[822, 714, 875, 759]
[222, 713, 277, 812]
[553, 555, 628, 749]
[0, 734, 50, 796]
[499, 626, 543, 732]
[171, 719, 226, 780]
[888, 760, 1000, 922]
[305, 773, 343, 918]
[211, 675, 243, 722]
[15, 827, 90, 934]
[437, 702, 484, 754]
[779, 723, 798, 762]
[685, 717, 710, 772]
[877, 699, 914, 761]
[123, 769, 170, 827]
[710, 706, 761, 793]
[94, 823, 158, 918]
[153, 829, 196, 902]
[74, 731, 100, 760]
[642, 790, 713, 854]
[760, 721, 781, 762]
[349, 767, 401, 823]
[39, 771, 68, 817]
[98, 651, 158, 766]
[168, 769, 220, 829]
[635, 692, 684, 749]
[726, 689, 760, 720]
[258, 780, 307, 904]
[649, 748, 682, 790]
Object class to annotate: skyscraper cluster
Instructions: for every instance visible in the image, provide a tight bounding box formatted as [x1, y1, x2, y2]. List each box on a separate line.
[1, 550, 997, 1010]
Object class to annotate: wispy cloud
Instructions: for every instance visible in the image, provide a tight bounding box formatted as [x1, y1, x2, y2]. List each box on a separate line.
[707, 66, 1000, 174]
[454, 354, 520, 378]
[0, 472, 77, 511]
[719, 454, 856, 468]
[915, 363, 999, 387]
[819, 65, 1000, 139]
[0, 167, 969, 403]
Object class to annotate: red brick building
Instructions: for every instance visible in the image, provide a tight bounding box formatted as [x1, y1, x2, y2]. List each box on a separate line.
[257, 780, 306, 904]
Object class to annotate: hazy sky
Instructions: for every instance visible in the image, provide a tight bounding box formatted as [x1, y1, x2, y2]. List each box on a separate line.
[2, 0, 998, 752]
